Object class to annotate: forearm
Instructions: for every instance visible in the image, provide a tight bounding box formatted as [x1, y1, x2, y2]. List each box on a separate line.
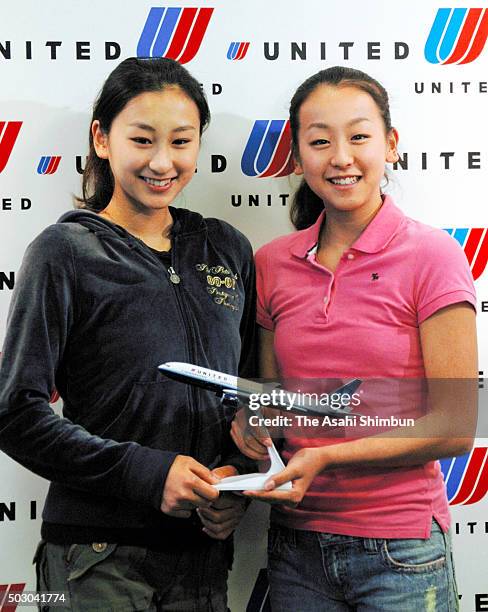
[317, 403, 476, 473]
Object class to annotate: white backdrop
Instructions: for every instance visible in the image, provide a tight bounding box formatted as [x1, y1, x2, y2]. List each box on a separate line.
[1, 1, 487, 610]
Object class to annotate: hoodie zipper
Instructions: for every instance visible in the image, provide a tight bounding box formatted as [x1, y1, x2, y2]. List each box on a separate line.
[165, 244, 200, 457]
[167, 267, 181, 285]
[130, 237, 200, 457]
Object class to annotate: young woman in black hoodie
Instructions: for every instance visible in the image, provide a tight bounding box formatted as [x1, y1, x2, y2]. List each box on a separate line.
[0, 57, 256, 612]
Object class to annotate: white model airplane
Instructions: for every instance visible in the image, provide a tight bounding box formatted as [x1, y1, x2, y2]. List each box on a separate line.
[158, 361, 362, 418]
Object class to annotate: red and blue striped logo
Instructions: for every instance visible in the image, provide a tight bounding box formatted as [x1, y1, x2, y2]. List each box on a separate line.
[440, 447, 487, 505]
[444, 228, 488, 280]
[425, 8, 488, 64]
[0, 583, 26, 612]
[37, 156, 61, 175]
[227, 42, 250, 60]
[137, 7, 213, 63]
[241, 120, 294, 178]
[0, 121, 22, 174]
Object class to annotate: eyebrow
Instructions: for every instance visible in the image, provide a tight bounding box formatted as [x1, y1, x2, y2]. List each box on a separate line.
[128, 122, 197, 132]
[306, 118, 372, 130]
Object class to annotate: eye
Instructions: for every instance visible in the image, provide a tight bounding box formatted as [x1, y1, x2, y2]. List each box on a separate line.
[173, 138, 192, 146]
[131, 137, 151, 145]
[310, 138, 329, 146]
[351, 134, 369, 141]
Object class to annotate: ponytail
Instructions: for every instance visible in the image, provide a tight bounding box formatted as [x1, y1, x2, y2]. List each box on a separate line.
[290, 180, 324, 230]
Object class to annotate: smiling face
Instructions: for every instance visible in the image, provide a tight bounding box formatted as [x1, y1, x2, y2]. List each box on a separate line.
[294, 84, 398, 219]
[92, 87, 200, 214]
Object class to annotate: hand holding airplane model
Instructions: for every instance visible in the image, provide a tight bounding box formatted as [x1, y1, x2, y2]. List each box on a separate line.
[158, 362, 362, 492]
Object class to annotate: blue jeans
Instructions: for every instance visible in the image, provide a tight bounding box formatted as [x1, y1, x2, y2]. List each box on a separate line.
[267, 520, 459, 611]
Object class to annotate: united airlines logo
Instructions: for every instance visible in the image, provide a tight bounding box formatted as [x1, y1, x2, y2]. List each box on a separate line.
[37, 156, 61, 175]
[0, 121, 22, 173]
[425, 8, 488, 64]
[137, 7, 213, 63]
[444, 228, 488, 280]
[241, 120, 294, 178]
[227, 41, 250, 60]
[440, 447, 487, 505]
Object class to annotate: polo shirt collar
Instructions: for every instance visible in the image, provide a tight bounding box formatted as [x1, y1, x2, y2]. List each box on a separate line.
[289, 195, 406, 258]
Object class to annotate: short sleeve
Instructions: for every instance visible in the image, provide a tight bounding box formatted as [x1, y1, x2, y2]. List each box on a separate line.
[414, 229, 476, 324]
[255, 245, 274, 330]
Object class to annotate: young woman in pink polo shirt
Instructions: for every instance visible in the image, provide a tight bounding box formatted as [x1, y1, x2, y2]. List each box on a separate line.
[231, 66, 477, 610]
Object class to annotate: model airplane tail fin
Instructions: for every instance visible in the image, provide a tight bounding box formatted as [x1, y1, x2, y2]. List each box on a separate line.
[289, 378, 363, 417]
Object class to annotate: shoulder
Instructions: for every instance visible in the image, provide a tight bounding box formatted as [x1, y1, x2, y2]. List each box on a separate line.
[402, 218, 467, 265]
[205, 217, 253, 257]
[25, 224, 77, 262]
[255, 231, 300, 267]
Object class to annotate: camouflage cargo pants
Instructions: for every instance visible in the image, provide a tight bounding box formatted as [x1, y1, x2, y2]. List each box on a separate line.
[34, 540, 229, 611]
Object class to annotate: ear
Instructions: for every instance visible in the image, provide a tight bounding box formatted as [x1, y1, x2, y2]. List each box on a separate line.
[293, 155, 304, 176]
[92, 120, 109, 160]
[385, 127, 399, 163]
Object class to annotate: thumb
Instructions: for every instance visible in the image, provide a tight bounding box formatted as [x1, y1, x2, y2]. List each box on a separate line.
[264, 466, 295, 491]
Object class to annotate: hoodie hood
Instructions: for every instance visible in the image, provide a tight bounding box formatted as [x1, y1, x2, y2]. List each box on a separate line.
[57, 206, 206, 243]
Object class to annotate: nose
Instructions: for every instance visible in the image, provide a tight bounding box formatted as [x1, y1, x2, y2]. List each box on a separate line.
[148, 144, 173, 175]
[330, 140, 353, 168]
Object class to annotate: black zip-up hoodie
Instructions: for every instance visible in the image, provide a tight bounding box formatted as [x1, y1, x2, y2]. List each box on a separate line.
[0, 208, 256, 547]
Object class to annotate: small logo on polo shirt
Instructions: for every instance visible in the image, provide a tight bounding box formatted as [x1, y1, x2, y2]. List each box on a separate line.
[371, 273, 379, 281]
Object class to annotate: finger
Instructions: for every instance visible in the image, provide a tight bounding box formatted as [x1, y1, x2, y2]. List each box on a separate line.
[205, 496, 238, 511]
[202, 518, 239, 535]
[231, 424, 268, 460]
[243, 432, 270, 456]
[242, 489, 299, 506]
[211, 465, 238, 479]
[190, 461, 220, 484]
[247, 424, 273, 447]
[202, 518, 240, 538]
[198, 506, 241, 524]
[202, 526, 234, 540]
[192, 478, 221, 503]
[264, 466, 298, 491]
[231, 420, 269, 453]
[162, 507, 192, 518]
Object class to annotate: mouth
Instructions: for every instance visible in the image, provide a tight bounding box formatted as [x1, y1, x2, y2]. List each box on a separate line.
[327, 176, 361, 186]
[140, 176, 176, 188]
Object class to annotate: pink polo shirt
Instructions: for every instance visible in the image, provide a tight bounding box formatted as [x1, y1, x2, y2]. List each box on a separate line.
[256, 196, 476, 538]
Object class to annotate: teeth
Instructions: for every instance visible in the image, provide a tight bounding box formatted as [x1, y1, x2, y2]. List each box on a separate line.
[330, 176, 359, 185]
[143, 177, 172, 186]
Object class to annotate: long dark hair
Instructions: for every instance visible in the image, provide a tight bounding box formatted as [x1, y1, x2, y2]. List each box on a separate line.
[77, 57, 210, 212]
[289, 66, 393, 230]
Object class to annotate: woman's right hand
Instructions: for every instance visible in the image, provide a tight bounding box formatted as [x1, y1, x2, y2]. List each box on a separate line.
[230, 407, 272, 461]
[160, 455, 220, 518]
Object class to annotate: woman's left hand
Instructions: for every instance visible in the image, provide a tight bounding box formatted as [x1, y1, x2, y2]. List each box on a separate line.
[197, 465, 247, 540]
[242, 447, 325, 507]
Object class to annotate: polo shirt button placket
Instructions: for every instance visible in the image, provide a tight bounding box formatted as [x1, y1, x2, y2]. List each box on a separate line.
[322, 288, 332, 318]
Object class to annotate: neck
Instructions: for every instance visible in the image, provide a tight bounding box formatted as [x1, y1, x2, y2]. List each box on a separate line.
[319, 197, 383, 250]
[99, 199, 173, 250]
